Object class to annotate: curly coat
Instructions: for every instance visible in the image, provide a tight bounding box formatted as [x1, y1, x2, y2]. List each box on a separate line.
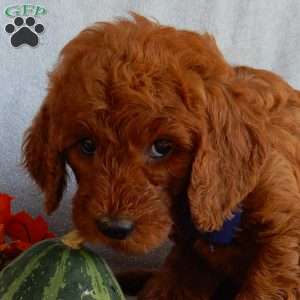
[23, 14, 300, 299]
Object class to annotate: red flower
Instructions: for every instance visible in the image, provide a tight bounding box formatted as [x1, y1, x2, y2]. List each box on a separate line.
[0, 224, 4, 244]
[6, 212, 54, 243]
[0, 194, 55, 258]
[0, 194, 14, 225]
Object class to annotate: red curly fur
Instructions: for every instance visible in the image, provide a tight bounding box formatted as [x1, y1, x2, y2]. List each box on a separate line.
[23, 14, 300, 299]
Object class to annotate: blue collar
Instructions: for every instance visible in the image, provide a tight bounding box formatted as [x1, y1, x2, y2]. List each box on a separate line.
[201, 210, 242, 245]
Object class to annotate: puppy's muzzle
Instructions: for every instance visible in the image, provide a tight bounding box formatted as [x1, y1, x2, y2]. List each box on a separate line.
[96, 217, 134, 240]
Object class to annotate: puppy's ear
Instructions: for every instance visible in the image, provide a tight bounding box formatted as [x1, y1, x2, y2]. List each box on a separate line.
[187, 78, 268, 231]
[22, 100, 66, 214]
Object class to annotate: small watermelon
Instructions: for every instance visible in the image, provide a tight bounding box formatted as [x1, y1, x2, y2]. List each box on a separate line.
[0, 235, 125, 300]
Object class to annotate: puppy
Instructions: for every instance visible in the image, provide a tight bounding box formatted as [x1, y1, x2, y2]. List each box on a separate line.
[23, 14, 300, 299]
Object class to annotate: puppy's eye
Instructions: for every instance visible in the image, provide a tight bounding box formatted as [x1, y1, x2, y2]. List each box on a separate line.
[80, 138, 96, 155]
[149, 139, 174, 159]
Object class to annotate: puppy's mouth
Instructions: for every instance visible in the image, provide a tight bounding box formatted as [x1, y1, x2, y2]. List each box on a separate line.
[73, 195, 173, 254]
[89, 213, 172, 255]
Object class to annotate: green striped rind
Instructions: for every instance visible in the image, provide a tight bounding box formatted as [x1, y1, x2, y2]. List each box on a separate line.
[12, 243, 67, 300]
[42, 246, 70, 300]
[56, 248, 110, 300]
[0, 239, 58, 297]
[0, 239, 125, 300]
[89, 252, 125, 300]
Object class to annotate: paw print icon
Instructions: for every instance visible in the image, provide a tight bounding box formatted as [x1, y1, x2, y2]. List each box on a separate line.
[5, 17, 44, 47]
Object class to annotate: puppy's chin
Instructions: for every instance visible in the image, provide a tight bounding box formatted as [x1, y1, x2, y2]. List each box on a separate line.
[73, 213, 172, 255]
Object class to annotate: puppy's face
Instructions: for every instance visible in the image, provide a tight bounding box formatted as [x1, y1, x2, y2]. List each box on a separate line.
[59, 63, 197, 254]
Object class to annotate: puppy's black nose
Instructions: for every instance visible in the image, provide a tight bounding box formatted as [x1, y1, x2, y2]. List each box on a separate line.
[96, 217, 134, 240]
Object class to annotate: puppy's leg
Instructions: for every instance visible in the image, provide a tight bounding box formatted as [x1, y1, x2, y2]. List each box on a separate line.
[234, 156, 300, 300]
[137, 246, 218, 300]
[234, 237, 299, 300]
